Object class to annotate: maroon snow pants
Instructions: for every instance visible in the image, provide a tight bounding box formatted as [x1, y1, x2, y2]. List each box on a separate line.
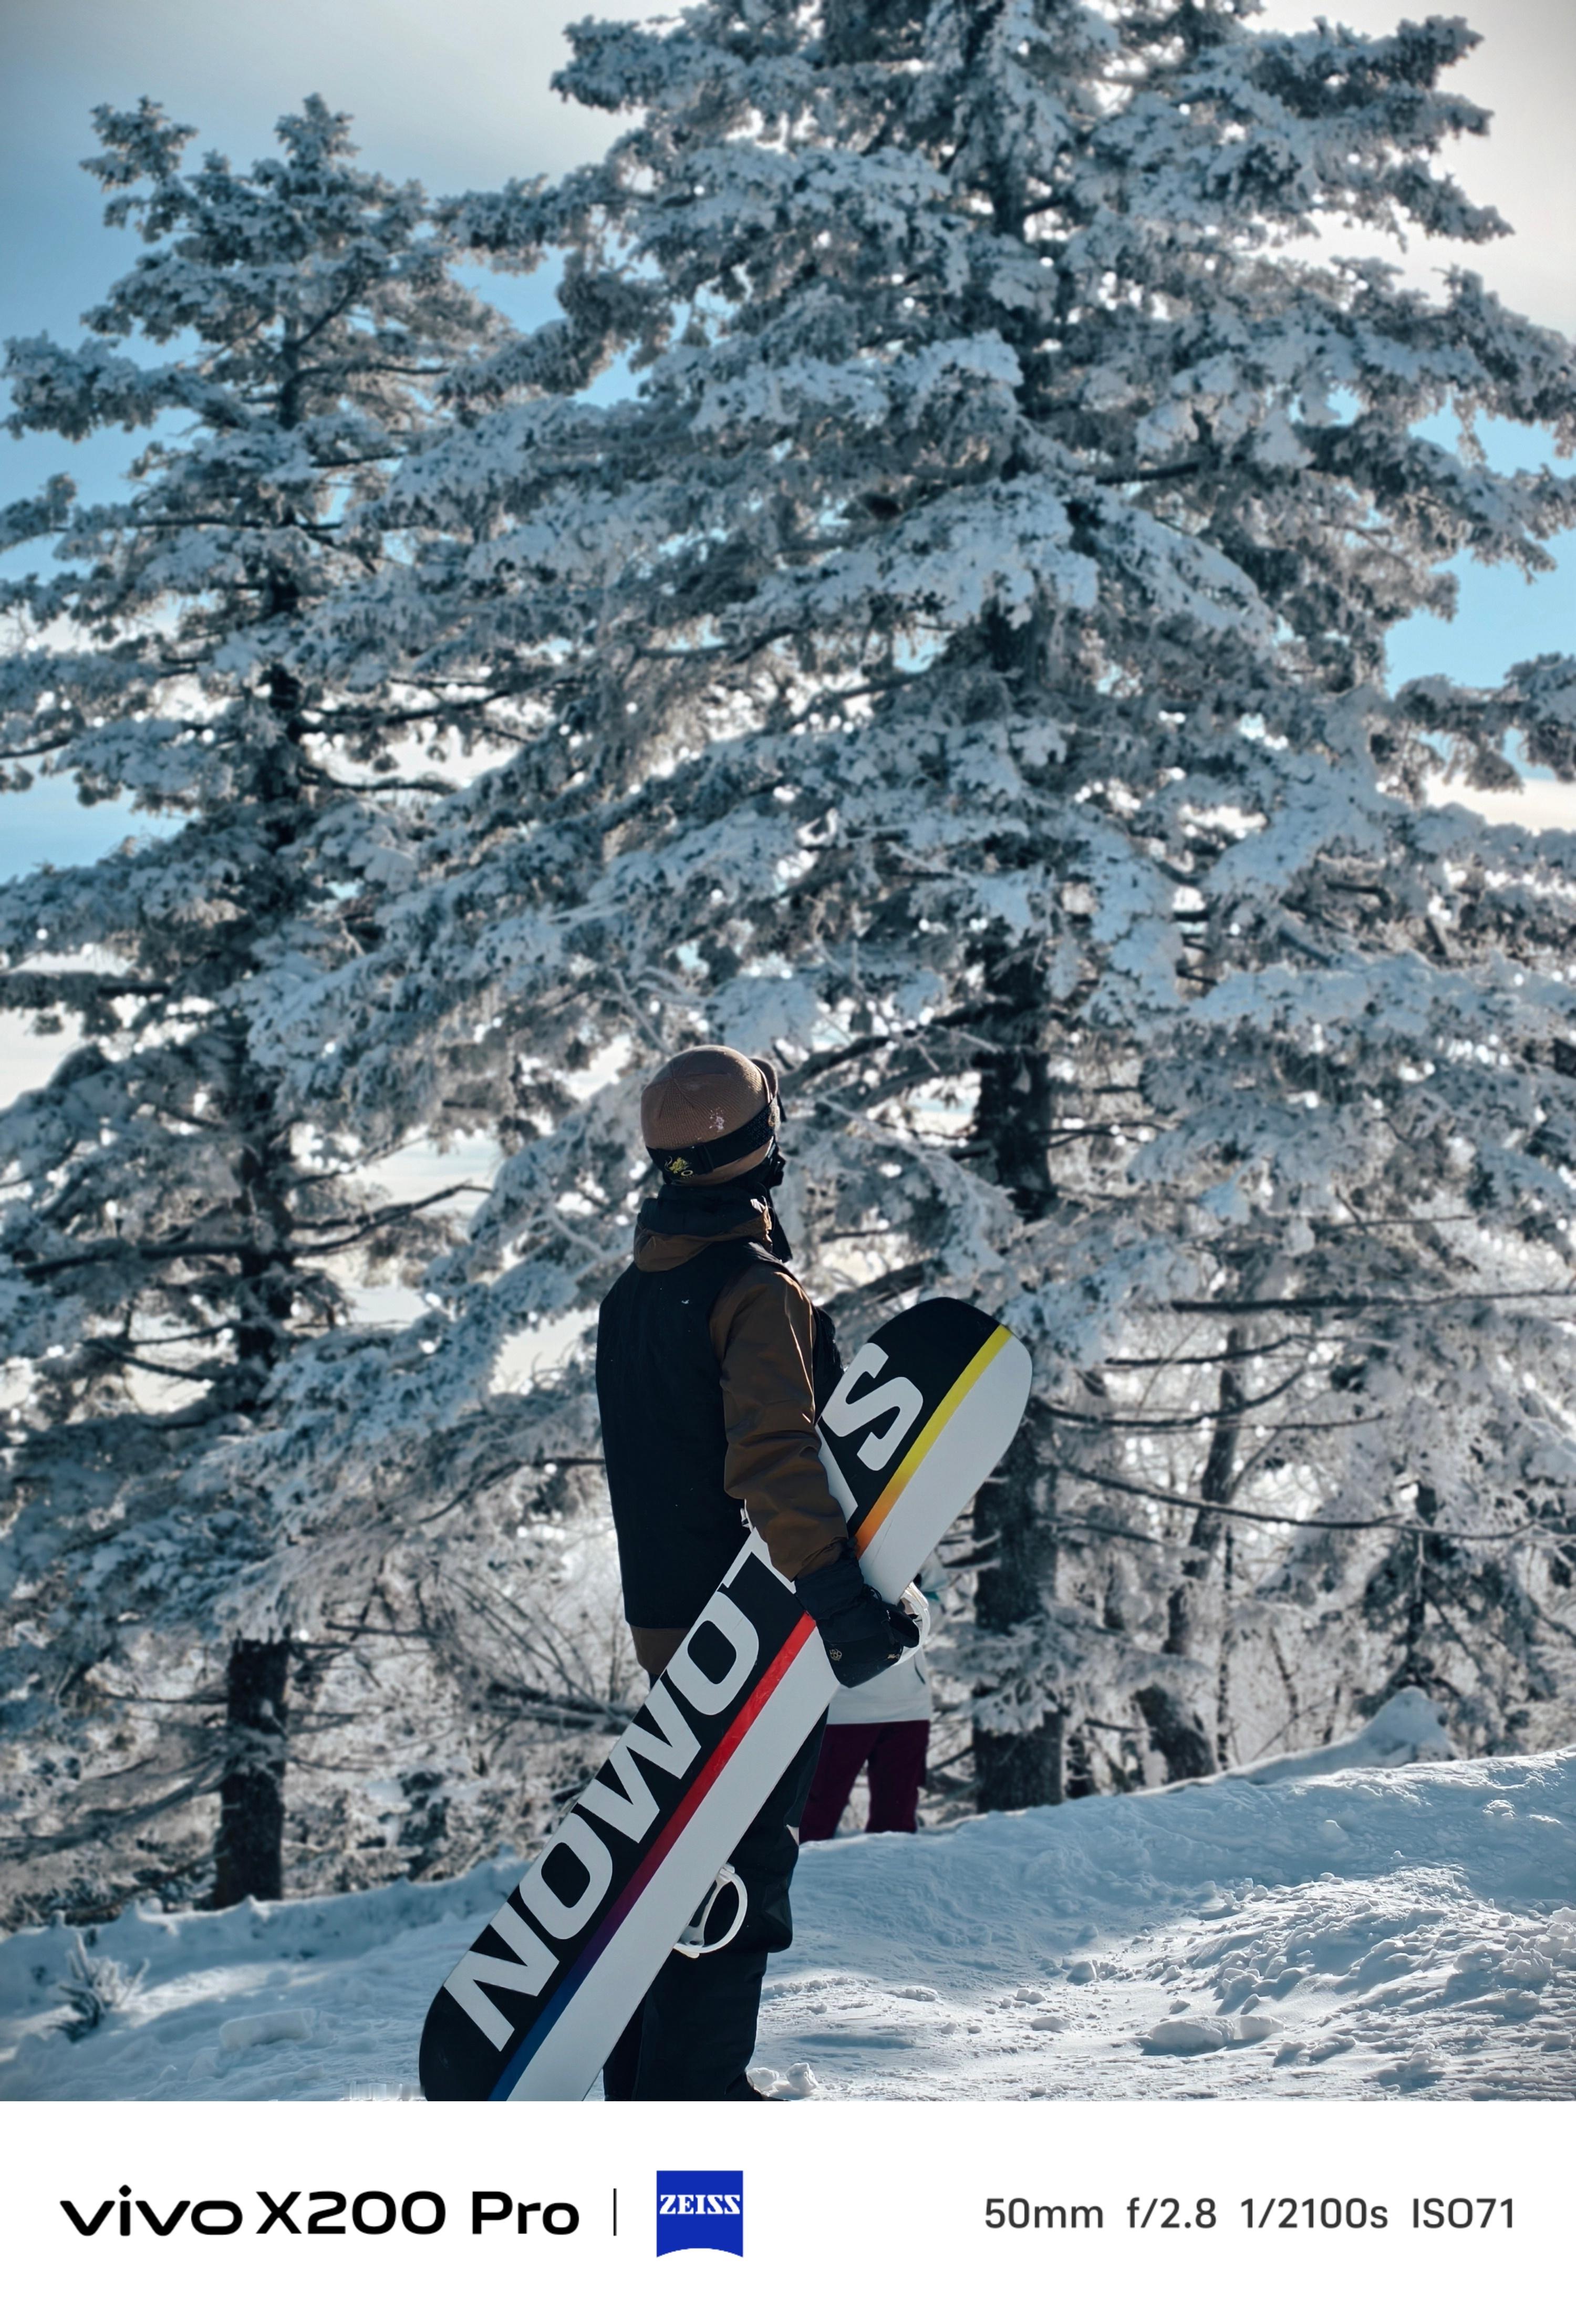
[799, 1719, 929, 1841]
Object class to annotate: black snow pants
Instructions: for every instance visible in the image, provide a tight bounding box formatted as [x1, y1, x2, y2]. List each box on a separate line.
[602, 1716, 825, 2101]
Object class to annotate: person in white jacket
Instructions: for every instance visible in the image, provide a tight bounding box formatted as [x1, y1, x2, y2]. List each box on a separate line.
[799, 1559, 942, 1840]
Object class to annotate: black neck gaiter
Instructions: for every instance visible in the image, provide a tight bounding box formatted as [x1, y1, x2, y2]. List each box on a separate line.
[640, 1154, 793, 1261]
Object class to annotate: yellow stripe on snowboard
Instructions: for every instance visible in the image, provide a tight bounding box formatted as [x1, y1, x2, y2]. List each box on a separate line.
[854, 1325, 1013, 1554]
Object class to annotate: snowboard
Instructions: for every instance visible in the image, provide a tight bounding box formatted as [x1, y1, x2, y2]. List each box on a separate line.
[419, 1295, 1031, 2101]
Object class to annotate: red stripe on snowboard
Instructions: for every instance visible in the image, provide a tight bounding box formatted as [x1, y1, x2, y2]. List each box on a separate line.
[491, 1609, 819, 2097]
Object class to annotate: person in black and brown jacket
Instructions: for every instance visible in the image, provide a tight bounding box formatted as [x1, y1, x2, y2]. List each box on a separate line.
[596, 1044, 917, 2101]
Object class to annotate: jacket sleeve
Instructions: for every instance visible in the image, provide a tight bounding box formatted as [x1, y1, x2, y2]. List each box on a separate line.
[710, 1263, 847, 1582]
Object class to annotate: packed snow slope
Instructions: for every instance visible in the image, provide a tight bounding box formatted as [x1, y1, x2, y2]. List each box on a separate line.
[3, 1745, 1573, 2102]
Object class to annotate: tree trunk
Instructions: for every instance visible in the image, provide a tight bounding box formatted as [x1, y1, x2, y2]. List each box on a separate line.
[211, 1636, 290, 1907]
[971, 1417, 1064, 1810]
[1215, 1519, 1237, 1771]
[1133, 1685, 1216, 1784]
[212, 903, 304, 1903]
[967, 927, 1061, 1809]
[974, 1719, 1065, 1810]
[1062, 1723, 1096, 1798]
[1141, 1331, 1247, 1782]
[973, 1027, 1054, 1226]
[1163, 1331, 1246, 1659]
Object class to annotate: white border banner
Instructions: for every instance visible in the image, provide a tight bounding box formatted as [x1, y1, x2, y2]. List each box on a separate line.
[3, 2097, 1560, 2324]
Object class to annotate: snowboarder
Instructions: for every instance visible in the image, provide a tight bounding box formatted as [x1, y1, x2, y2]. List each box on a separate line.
[595, 1044, 919, 2099]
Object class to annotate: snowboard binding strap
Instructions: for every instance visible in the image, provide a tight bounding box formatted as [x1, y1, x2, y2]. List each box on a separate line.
[672, 1863, 748, 1957]
[893, 1580, 931, 1664]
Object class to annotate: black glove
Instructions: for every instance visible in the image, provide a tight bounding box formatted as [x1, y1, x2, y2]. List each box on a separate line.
[794, 1542, 921, 1689]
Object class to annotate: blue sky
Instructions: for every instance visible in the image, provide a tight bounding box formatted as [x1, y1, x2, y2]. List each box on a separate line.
[1, 0, 1571, 880]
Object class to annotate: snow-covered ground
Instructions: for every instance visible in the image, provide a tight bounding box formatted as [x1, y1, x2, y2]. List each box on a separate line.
[3, 1740, 1573, 2103]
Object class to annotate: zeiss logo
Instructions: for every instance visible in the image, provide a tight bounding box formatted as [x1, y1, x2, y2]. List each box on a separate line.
[656, 2171, 744, 2257]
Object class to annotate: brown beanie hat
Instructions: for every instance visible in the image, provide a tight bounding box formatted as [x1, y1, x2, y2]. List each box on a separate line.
[641, 1046, 781, 1186]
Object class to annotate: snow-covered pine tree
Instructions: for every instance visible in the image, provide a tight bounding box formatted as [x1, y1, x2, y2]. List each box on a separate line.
[0, 98, 515, 1907]
[245, 0, 1576, 1813]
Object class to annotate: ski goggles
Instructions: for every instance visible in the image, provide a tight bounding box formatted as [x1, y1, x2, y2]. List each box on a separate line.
[646, 1097, 779, 1184]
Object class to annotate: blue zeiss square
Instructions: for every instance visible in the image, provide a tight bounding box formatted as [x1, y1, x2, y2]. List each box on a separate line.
[656, 2170, 744, 2256]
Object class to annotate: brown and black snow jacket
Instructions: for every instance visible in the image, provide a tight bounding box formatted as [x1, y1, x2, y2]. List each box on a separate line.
[595, 1186, 846, 1677]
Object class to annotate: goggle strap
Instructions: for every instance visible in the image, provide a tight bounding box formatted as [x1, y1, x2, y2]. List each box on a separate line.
[647, 1099, 776, 1182]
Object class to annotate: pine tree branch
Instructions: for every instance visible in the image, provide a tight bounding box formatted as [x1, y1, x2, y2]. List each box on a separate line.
[1045, 1366, 1305, 1429]
[15, 1184, 482, 1280]
[307, 769, 455, 796]
[1104, 1333, 1318, 1370]
[1057, 1458, 1543, 1542]
[1168, 1286, 1576, 1316]
[78, 1337, 223, 1384]
[0, 1762, 223, 1865]
[417, 1450, 604, 1525]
